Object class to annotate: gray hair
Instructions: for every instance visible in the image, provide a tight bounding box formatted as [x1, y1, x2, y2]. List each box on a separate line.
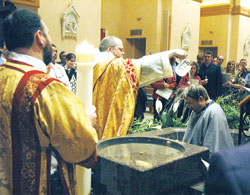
[99, 36, 121, 52]
[184, 85, 209, 101]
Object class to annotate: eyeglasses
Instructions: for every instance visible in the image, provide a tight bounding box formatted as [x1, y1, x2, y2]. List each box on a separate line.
[204, 56, 211, 58]
[116, 47, 124, 52]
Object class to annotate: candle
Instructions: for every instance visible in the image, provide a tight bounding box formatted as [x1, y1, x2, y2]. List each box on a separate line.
[75, 40, 97, 195]
[77, 62, 93, 106]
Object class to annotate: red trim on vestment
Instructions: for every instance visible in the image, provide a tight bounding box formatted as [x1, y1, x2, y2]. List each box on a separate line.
[32, 78, 59, 104]
[1, 64, 26, 73]
[12, 70, 44, 110]
[11, 70, 44, 194]
[124, 59, 139, 95]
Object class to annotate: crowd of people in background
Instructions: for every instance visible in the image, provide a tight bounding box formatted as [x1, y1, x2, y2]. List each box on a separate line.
[0, 40, 79, 95]
[151, 50, 250, 122]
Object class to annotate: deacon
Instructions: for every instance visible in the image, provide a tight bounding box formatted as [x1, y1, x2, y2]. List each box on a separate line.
[94, 36, 188, 140]
[0, 9, 98, 194]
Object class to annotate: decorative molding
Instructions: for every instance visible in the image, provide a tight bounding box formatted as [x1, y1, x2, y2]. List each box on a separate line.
[61, 4, 80, 39]
[11, 0, 39, 7]
[201, 4, 250, 18]
[192, 0, 203, 3]
[232, 5, 250, 18]
[201, 4, 233, 17]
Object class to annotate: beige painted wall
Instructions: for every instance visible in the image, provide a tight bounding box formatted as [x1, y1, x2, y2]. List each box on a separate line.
[101, 0, 166, 57]
[38, 0, 101, 55]
[121, 0, 160, 55]
[101, 0, 121, 37]
[199, 7, 250, 68]
[171, 0, 201, 61]
[200, 15, 230, 63]
[229, 15, 239, 61]
[101, 0, 201, 60]
[236, 15, 250, 67]
[240, 0, 250, 8]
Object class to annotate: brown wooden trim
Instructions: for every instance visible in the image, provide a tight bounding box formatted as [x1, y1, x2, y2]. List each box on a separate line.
[12, 0, 40, 7]
[201, 4, 233, 17]
[192, 0, 203, 3]
[201, 3, 250, 18]
[232, 5, 250, 18]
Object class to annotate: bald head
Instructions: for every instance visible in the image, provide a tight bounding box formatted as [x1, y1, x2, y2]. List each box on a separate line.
[217, 56, 225, 66]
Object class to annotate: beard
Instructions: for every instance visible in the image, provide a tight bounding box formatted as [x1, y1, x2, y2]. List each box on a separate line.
[43, 38, 52, 65]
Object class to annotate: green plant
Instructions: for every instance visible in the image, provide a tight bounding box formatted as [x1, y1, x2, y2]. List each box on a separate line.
[216, 95, 240, 129]
[130, 94, 246, 134]
[161, 112, 187, 128]
[129, 118, 161, 134]
[130, 112, 187, 134]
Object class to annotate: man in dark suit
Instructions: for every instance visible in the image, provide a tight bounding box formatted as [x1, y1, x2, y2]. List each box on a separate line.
[199, 50, 222, 100]
[205, 142, 250, 194]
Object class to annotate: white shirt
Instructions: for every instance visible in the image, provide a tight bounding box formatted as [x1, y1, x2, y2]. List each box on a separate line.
[49, 63, 71, 90]
[0, 56, 6, 65]
[9, 52, 47, 73]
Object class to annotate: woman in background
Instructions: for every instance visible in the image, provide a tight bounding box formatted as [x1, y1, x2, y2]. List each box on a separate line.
[177, 61, 202, 89]
[225, 59, 236, 74]
[65, 53, 77, 94]
[222, 60, 244, 102]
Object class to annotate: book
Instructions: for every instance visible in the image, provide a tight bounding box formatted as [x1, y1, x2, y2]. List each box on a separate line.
[156, 88, 173, 100]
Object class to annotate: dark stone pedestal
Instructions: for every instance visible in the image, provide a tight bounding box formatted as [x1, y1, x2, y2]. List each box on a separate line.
[92, 136, 209, 195]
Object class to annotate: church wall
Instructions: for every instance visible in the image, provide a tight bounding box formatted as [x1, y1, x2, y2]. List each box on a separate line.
[200, 1, 250, 68]
[120, 0, 160, 56]
[170, 0, 201, 61]
[229, 14, 239, 62]
[101, 0, 121, 38]
[101, 0, 160, 57]
[38, 0, 101, 55]
[199, 14, 230, 65]
[240, 0, 250, 9]
[160, 0, 172, 51]
[236, 15, 250, 67]
[101, 0, 202, 59]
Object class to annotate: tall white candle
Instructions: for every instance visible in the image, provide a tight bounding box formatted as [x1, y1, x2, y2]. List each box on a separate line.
[75, 41, 97, 195]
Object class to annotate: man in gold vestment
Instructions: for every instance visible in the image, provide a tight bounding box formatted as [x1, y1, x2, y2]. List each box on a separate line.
[94, 36, 187, 140]
[0, 9, 98, 195]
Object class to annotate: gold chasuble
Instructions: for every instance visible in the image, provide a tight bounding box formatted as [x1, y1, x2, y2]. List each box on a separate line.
[0, 59, 98, 195]
[93, 58, 141, 140]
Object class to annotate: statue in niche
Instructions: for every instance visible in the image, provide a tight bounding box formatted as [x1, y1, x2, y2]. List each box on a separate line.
[62, 4, 80, 39]
[181, 25, 191, 50]
[243, 36, 250, 56]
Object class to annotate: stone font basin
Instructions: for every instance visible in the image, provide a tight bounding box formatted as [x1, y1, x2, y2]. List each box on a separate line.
[97, 136, 185, 171]
[94, 136, 209, 195]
